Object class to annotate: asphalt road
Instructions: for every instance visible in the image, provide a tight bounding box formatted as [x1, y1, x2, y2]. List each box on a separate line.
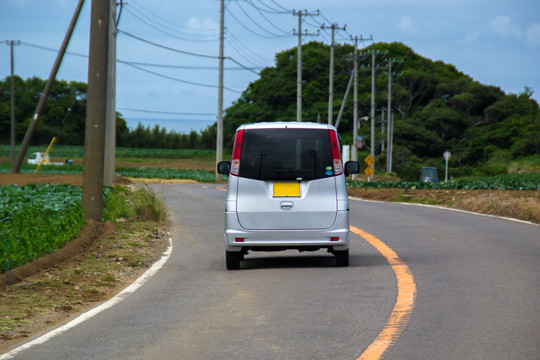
[5, 184, 539, 360]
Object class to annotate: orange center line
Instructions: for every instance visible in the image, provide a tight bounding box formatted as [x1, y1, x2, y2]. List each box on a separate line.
[350, 226, 417, 360]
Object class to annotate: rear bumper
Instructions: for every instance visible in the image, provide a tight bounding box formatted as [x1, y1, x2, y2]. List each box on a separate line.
[224, 210, 350, 252]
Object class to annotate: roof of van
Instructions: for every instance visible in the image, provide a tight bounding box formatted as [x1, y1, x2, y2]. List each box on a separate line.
[237, 122, 337, 131]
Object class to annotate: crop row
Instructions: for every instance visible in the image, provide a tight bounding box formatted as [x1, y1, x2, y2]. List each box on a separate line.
[0, 163, 216, 183]
[1, 184, 86, 273]
[0, 145, 215, 159]
[348, 173, 540, 190]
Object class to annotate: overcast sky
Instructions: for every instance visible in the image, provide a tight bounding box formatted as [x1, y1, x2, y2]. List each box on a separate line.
[1, 0, 539, 133]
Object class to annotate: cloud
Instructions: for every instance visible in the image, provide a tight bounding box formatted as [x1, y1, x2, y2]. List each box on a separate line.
[526, 23, 540, 48]
[185, 17, 219, 31]
[395, 15, 419, 35]
[489, 16, 521, 38]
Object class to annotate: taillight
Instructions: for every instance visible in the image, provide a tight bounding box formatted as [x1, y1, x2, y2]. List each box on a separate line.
[328, 130, 343, 175]
[230, 129, 244, 176]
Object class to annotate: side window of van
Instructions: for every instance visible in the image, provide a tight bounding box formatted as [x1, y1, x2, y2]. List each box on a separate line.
[239, 129, 333, 181]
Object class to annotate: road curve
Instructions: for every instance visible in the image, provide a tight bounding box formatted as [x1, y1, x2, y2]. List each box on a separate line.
[4, 184, 538, 360]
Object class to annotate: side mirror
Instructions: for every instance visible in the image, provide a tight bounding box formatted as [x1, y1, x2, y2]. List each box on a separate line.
[344, 161, 360, 176]
[217, 161, 231, 175]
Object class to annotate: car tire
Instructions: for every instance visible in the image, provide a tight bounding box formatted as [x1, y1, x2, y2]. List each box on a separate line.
[335, 249, 349, 267]
[226, 251, 241, 270]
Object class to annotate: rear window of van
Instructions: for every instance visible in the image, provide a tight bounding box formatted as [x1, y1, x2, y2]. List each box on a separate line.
[239, 128, 335, 181]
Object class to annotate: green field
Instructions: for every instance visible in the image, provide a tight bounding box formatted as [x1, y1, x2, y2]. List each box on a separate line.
[1, 184, 85, 273]
[348, 173, 540, 190]
[0, 145, 216, 159]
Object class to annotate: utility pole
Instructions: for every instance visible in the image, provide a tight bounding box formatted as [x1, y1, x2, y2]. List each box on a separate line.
[381, 106, 385, 152]
[104, 0, 117, 186]
[82, 0, 110, 221]
[364, 48, 387, 178]
[370, 51, 375, 175]
[321, 23, 346, 125]
[293, 9, 319, 122]
[6, 40, 20, 165]
[351, 35, 372, 180]
[352, 36, 358, 180]
[386, 58, 402, 173]
[11, 0, 85, 173]
[216, 0, 224, 175]
[387, 59, 392, 173]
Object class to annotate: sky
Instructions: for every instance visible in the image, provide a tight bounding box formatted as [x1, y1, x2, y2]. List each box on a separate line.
[1, 0, 539, 134]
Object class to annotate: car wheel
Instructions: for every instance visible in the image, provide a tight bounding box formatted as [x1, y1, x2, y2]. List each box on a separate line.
[226, 251, 241, 270]
[335, 249, 349, 267]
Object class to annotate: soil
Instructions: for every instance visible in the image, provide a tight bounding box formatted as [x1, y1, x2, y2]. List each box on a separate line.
[0, 172, 538, 354]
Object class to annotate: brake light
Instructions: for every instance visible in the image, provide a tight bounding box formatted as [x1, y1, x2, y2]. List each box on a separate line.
[328, 130, 343, 175]
[231, 129, 244, 176]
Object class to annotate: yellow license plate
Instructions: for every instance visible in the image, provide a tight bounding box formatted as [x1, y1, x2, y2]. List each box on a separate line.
[273, 182, 300, 197]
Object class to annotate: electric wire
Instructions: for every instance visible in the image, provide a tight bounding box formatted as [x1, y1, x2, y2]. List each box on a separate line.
[123, 7, 218, 43]
[226, 31, 272, 65]
[233, 0, 290, 36]
[129, 0, 217, 35]
[245, 0, 291, 14]
[225, 38, 263, 68]
[118, 30, 220, 59]
[120, 60, 262, 71]
[119, 60, 242, 93]
[225, 7, 290, 38]
[117, 107, 216, 116]
[265, 0, 291, 12]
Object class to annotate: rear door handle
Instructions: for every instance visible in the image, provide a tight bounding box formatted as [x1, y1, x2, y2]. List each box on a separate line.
[280, 201, 294, 210]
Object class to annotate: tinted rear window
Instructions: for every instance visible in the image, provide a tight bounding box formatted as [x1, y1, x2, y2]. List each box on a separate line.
[239, 128, 334, 181]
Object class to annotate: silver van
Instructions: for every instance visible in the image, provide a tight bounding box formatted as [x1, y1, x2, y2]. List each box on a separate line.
[217, 122, 359, 270]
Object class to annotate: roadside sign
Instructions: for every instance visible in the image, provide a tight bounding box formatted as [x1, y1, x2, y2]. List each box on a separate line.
[364, 155, 375, 166]
[443, 151, 451, 182]
[364, 166, 374, 177]
[443, 151, 451, 161]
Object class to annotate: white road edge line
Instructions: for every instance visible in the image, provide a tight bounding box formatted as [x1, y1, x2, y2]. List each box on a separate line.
[0, 238, 174, 360]
[349, 196, 538, 226]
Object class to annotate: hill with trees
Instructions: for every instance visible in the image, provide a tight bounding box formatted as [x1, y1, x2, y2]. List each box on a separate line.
[1, 42, 538, 180]
[223, 42, 539, 180]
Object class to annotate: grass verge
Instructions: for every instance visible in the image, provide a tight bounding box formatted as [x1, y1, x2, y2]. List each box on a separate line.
[0, 185, 169, 349]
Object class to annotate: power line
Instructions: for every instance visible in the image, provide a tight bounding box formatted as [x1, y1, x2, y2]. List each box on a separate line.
[225, 7, 290, 38]
[120, 60, 242, 93]
[118, 30, 220, 59]
[234, 0, 291, 36]
[245, 0, 290, 14]
[123, 7, 218, 43]
[265, 0, 291, 12]
[227, 57, 261, 75]
[19, 41, 261, 73]
[226, 31, 272, 66]
[117, 107, 216, 116]
[20, 41, 88, 59]
[120, 60, 262, 71]
[118, 30, 260, 76]
[129, 0, 218, 35]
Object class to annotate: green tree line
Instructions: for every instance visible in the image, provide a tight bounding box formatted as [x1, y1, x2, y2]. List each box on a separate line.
[0, 76, 216, 150]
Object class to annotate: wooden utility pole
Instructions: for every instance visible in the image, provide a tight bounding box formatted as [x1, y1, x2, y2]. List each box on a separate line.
[104, 0, 117, 187]
[82, 0, 110, 221]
